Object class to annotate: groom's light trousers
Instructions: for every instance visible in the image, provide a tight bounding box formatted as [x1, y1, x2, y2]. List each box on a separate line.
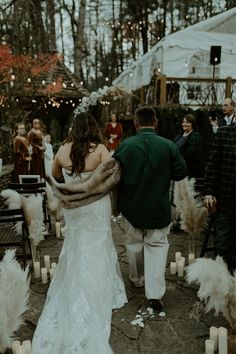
[124, 218, 170, 300]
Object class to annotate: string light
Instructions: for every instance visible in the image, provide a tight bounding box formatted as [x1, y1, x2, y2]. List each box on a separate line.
[27, 77, 31, 83]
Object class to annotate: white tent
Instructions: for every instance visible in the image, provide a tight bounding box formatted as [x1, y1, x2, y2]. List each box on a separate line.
[113, 8, 236, 92]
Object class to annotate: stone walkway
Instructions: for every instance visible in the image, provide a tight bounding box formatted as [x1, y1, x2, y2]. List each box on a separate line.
[0, 166, 235, 354]
[7, 218, 236, 354]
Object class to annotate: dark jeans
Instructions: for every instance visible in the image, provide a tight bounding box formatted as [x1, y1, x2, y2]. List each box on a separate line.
[214, 201, 236, 272]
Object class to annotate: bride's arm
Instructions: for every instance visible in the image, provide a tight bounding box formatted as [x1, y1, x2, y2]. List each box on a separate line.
[52, 150, 64, 183]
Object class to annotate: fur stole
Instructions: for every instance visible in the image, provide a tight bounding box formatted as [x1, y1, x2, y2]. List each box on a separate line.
[51, 158, 121, 209]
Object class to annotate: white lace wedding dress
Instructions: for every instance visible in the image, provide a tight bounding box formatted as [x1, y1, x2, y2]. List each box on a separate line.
[32, 171, 127, 354]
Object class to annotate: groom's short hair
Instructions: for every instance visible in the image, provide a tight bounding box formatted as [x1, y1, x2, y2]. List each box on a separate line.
[135, 106, 156, 126]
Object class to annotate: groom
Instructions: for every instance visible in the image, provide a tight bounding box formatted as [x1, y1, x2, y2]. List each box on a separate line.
[113, 106, 187, 310]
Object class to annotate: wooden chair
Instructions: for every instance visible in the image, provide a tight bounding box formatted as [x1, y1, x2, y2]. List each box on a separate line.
[0, 208, 31, 268]
[8, 181, 51, 231]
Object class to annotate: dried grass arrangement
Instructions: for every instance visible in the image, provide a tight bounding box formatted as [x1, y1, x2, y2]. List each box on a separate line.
[0, 250, 30, 352]
[173, 177, 209, 254]
[186, 256, 236, 329]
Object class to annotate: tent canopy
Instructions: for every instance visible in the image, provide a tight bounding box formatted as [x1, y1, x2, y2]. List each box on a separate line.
[113, 8, 236, 91]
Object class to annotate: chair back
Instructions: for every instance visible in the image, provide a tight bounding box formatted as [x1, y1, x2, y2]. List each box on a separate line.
[8, 181, 46, 194]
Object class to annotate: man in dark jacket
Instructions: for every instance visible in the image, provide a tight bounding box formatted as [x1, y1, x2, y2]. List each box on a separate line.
[204, 120, 236, 273]
[113, 106, 187, 310]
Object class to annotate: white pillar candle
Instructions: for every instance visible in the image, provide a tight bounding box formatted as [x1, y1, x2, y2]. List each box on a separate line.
[49, 268, 54, 280]
[177, 260, 185, 277]
[218, 327, 228, 354]
[33, 261, 40, 278]
[60, 227, 65, 238]
[205, 339, 214, 354]
[22, 340, 31, 354]
[55, 221, 61, 238]
[0, 158, 2, 175]
[210, 326, 218, 351]
[16, 345, 25, 354]
[170, 262, 177, 275]
[180, 256, 185, 266]
[188, 253, 195, 265]
[44, 255, 50, 271]
[12, 340, 21, 354]
[41, 267, 48, 284]
[51, 262, 57, 270]
[175, 251, 181, 264]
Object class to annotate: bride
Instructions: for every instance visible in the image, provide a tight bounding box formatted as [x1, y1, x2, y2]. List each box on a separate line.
[31, 112, 127, 354]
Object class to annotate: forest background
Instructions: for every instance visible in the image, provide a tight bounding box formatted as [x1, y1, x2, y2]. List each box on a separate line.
[0, 0, 235, 162]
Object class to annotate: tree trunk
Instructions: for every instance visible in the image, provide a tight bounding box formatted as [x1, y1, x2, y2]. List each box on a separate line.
[74, 0, 86, 80]
[46, 0, 57, 52]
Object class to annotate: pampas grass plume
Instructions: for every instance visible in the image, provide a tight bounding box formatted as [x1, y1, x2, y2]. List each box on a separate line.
[186, 256, 236, 327]
[0, 249, 30, 352]
[174, 178, 209, 235]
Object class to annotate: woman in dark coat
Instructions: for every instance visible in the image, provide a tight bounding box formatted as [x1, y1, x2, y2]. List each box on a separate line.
[174, 114, 204, 178]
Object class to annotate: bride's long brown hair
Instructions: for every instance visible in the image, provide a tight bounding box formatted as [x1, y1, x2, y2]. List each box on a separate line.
[64, 112, 103, 175]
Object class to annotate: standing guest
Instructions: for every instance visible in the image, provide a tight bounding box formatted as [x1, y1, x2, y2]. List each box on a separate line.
[204, 119, 236, 273]
[27, 118, 45, 178]
[220, 97, 235, 126]
[174, 114, 204, 178]
[12, 122, 32, 182]
[44, 134, 54, 177]
[113, 106, 187, 310]
[105, 113, 123, 154]
[210, 98, 235, 132]
[31, 112, 127, 354]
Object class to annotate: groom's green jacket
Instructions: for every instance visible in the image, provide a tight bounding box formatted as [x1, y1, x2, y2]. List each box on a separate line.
[113, 128, 187, 229]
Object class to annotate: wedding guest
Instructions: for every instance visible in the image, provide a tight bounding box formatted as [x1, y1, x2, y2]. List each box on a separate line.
[27, 118, 45, 178]
[204, 118, 236, 273]
[113, 106, 187, 311]
[105, 113, 123, 154]
[174, 114, 204, 178]
[209, 98, 235, 133]
[12, 122, 32, 182]
[44, 134, 54, 177]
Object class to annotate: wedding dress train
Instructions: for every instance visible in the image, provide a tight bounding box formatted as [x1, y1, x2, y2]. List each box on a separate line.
[32, 171, 127, 354]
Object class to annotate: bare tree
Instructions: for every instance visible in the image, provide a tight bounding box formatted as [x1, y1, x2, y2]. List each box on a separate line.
[62, 0, 87, 80]
[46, 0, 57, 52]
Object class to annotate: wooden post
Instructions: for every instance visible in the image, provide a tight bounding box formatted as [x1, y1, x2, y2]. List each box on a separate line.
[154, 76, 158, 106]
[225, 77, 232, 98]
[160, 75, 167, 108]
